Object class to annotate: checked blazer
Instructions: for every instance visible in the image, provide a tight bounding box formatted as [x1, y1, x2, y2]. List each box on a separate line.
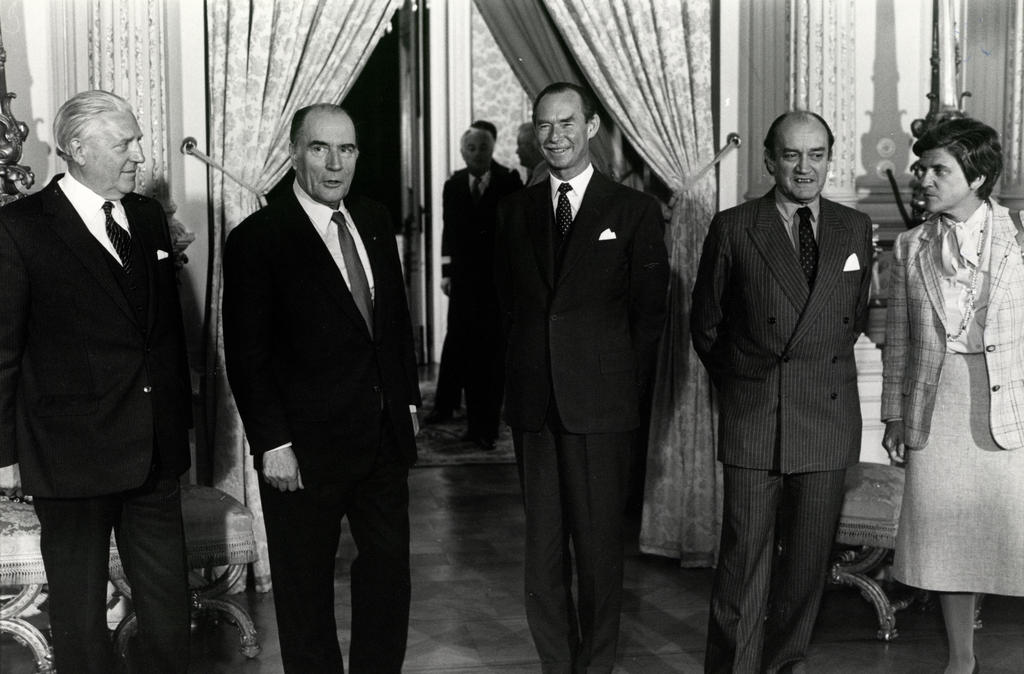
[882, 202, 1024, 450]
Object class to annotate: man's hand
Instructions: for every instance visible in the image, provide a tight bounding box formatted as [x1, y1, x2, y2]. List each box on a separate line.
[441, 278, 451, 297]
[0, 463, 23, 500]
[882, 420, 907, 465]
[262, 446, 304, 491]
[411, 409, 420, 436]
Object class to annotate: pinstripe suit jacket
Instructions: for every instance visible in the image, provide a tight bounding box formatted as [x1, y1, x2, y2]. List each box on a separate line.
[881, 202, 1024, 450]
[691, 190, 874, 472]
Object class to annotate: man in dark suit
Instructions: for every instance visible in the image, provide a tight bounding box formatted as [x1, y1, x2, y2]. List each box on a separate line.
[434, 122, 523, 447]
[222, 103, 421, 674]
[691, 111, 874, 673]
[0, 90, 192, 673]
[496, 82, 669, 674]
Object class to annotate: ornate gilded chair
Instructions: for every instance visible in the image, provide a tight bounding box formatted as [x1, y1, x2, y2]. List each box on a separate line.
[111, 485, 261, 660]
[0, 498, 124, 674]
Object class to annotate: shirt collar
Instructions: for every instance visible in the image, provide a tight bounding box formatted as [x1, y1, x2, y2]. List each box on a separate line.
[943, 200, 987, 231]
[58, 171, 124, 218]
[549, 163, 595, 199]
[293, 179, 352, 236]
[774, 190, 820, 224]
[470, 169, 491, 190]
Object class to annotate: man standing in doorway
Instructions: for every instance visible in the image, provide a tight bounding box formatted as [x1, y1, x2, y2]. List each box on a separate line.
[496, 82, 669, 673]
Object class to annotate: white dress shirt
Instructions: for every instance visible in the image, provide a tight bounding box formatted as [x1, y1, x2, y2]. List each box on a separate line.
[548, 163, 595, 220]
[58, 172, 132, 266]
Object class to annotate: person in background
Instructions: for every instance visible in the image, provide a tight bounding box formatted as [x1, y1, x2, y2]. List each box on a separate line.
[496, 82, 668, 673]
[516, 120, 549, 186]
[691, 110, 874, 673]
[882, 117, 1024, 674]
[433, 120, 523, 448]
[223, 103, 421, 673]
[0, 89, 192, 673]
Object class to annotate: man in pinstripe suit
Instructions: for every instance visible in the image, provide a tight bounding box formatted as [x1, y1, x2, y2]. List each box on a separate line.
[691, 111, 874, 673]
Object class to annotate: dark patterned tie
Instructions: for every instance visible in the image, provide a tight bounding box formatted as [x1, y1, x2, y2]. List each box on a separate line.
[332, 211, 373, 336]
[555, 182, 573, 238]
[102, 201, 134, 276]
[471, 176, 483, 204]
[796, 206, 818, 284]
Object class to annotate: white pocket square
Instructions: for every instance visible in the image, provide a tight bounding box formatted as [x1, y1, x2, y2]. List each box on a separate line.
[156, 249, 170, 260]
[598, 228, 616, 241]
[842, 253, 860, 271]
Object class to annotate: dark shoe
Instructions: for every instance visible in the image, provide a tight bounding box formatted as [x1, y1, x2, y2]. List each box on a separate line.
[424, 410, 452, 425]
[460, 433, 496, 450]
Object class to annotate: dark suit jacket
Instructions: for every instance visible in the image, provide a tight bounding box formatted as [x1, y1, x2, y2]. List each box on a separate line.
[691, 189, 874, 473]
[0, 177, 192, 497]
[222, 189, 421, 485]
[442, 161, 522, 315]
[495, 170, 669, 434]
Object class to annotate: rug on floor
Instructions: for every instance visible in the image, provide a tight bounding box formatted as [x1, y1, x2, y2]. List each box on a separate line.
[414, 382, 515, 466]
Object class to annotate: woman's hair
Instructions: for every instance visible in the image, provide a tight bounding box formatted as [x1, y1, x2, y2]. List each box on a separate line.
[912, 118, 1003, 200]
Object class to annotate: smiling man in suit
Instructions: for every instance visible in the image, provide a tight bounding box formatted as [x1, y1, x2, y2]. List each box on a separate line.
[223, 103, 421, 673]
[0, 90, 192, 673]
[691, 110, 874, 673]
[496, 82, 669, 673]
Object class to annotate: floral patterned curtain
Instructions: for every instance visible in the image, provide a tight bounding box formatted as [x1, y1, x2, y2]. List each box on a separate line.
[205, 0, 400, 590]
[542, 0, 722, 566]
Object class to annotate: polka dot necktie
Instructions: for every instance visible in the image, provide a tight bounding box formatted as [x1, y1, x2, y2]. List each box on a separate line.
[102, 201, 134, 276]
[555, 182, 573, 238]
[796, 206, 817, 285]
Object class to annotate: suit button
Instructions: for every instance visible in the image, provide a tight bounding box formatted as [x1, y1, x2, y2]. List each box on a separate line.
[831, 356, 838, 363]
[372, 385, 381, 393]
[830, 392, 838, 399]
[842, 317, 850, 324]
[986, 345, 996, 352]
[143, 386, 152, 393]
[767, 317, 776, 324]
[992, 385, 1001, 392]
[782, 356, 790, 363]
[550, 314, 558, 321]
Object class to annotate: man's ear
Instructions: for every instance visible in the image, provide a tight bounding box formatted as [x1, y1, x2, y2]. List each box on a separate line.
[969, 174, 987, 194]
[586, 114, 600, 140]
[763, 150, 776, 176]
[66, 138, 87, 167]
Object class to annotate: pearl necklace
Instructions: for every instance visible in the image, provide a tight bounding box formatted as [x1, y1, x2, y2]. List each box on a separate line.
[945, 201, 991, 343]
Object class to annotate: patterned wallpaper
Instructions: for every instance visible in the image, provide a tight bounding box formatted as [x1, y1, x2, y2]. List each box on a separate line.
[470, 5, 531, 181]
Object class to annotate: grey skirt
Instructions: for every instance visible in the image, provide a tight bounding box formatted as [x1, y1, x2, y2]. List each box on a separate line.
[893, 352, 1024, 595]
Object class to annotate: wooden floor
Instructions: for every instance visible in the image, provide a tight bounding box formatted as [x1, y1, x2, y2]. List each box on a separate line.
[3, 462, 1023, 672]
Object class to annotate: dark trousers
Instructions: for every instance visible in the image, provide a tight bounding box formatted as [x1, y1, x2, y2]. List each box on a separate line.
[259, 428, 411, 674]
[33, 475, 190, 674]
[705, 465, 847, 674]
[432, 330, 463, 415]
[515, 421, 632, 674]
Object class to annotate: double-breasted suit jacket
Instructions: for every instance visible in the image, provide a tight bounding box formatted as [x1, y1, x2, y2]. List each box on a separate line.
[495, 170, 669, 434]
[222, 189, 421, 483]
[691, 189, 874, 472]
[0, 177, 192, 497]
[882, 202, 1024, 450]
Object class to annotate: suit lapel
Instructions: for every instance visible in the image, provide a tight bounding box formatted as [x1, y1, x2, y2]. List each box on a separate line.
[985, 208, 1021, 315]
[348, 199, 384, 339]
[914, 221, 951, 334]
[557, 172, 614, 284]
[287, 193, 372, 339]
[747, 192, 808, 312]
[788, 200, 852, 349]
[41, 181, 136, 323]
[525, 183, 555, 288]
[123, 198, 160, 334]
